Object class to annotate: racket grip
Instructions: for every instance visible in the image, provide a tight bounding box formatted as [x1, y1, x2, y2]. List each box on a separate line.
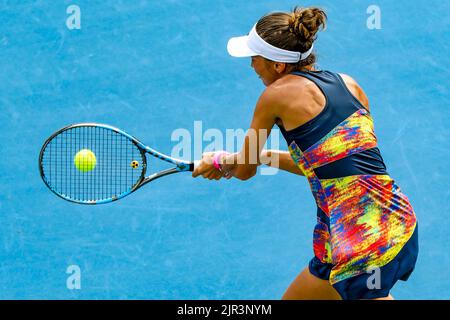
[190, 160, 201, 171]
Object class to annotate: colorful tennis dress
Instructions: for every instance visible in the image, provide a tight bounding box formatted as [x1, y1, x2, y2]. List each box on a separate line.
[279, 70, 418, 300]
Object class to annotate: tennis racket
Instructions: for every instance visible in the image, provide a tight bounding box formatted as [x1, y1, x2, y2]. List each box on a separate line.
[39, 123, 199, 204]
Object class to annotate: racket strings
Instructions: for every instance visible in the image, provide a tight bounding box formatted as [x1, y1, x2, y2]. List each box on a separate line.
[41, 126, 145, 203]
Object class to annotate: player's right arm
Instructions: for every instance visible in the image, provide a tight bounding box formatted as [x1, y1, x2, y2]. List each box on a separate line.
[260, 149, 304, 176]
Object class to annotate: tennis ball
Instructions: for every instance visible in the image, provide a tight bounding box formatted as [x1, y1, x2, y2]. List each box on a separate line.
[74, 149, 97, 172]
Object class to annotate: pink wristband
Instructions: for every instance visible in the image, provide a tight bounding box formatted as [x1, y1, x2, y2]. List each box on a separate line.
[213, 151, 229, 171]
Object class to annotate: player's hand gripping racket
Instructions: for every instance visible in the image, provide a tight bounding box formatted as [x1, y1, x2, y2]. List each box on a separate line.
[39, 123, 199, 204]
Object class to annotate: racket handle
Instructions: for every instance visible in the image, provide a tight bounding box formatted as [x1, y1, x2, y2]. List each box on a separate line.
[190, 160, 201, 171]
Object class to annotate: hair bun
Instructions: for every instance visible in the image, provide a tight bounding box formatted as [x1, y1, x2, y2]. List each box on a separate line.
[288, 7, 327, 45]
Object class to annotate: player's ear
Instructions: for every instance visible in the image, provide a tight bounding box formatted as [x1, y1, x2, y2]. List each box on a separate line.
[273, 62, 287, 74]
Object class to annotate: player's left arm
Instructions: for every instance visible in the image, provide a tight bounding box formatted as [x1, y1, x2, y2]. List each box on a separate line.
[339, 73, 370, 110]
[193, 87, 278, 181]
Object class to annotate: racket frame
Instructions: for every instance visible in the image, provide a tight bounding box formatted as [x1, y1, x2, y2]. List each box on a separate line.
[39, 123, 195, 205]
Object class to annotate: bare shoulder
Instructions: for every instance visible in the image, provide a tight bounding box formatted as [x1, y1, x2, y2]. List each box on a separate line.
[257, 77, 299, 108]
[256, 83, 282, 113]
[267, 75, 312, 104]
[252, 76, 310, 123]
[263, 74, 327, 130]
[251, 81, 287, 121]
[338, 73, 370, 110]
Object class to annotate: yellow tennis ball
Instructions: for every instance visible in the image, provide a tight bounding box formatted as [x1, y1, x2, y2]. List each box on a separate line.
[74, 149, 97, 172]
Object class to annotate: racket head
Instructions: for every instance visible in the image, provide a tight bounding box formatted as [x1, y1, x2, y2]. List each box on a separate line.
[39, 123, 147, 204]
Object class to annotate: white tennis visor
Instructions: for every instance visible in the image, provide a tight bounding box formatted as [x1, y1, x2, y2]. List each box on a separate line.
[227, 25, 313, 63]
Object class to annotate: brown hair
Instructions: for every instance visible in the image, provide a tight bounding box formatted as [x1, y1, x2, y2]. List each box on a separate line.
[255, 6, 327, 71]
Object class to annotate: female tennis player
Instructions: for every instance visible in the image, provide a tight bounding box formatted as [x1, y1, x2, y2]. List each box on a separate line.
[192, 7, 418, 300]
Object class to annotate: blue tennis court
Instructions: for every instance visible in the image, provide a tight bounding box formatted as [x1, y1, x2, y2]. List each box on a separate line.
[0, 0, 449, 299]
